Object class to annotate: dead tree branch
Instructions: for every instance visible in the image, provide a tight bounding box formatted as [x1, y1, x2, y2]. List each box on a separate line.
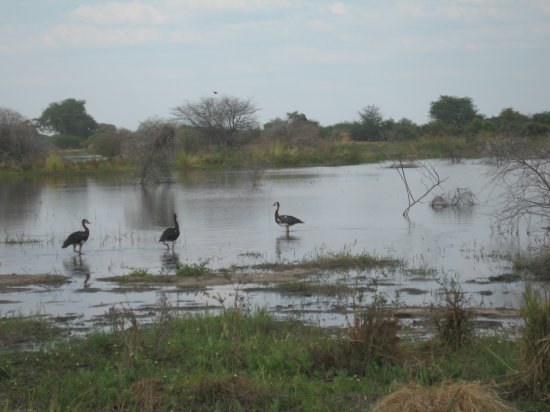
[393, 159, 448, 217]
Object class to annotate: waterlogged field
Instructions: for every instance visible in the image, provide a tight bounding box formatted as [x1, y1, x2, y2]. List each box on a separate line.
[0, 160, 547, 330]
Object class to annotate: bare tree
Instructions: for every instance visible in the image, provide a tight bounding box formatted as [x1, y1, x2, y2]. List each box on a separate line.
[393, 159, 447, 217]
[488, 141, 550, 230]
[0, 107, 47, 164]
[121, 119, 176, 185]
[171, 95, 259, 147]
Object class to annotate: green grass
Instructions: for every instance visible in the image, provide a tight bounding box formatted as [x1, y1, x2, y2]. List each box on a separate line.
[253, 249, 402, 273]
[126, 268, 154, 280]
[0, 308, 547, 411]
[175, 261, 210, 277]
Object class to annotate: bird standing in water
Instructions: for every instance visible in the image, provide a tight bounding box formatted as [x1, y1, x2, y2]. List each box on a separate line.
[62, 219, 91, 254]
[159, 213, 180, 249]
[272, 201, 304, 235]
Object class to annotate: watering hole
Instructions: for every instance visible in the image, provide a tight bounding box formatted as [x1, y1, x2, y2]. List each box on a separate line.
[1, 160, 547, 332]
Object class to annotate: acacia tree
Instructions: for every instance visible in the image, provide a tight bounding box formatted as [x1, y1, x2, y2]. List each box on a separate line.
[429, 95, 478, 127]
[36, 98, 97, 137]
[352, 105, 385, 141]
[171, 95, 259, 147]
[121, 119, 176, 185]
[0, 107, 47, 163]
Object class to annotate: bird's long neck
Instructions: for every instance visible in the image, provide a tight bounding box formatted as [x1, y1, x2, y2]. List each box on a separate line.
[274, 203, 280, 219]
[173, 216, 179, 231]
[82, 220, 89, 232]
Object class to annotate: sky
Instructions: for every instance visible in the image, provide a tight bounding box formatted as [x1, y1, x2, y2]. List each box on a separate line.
[1, 0, 549, 130]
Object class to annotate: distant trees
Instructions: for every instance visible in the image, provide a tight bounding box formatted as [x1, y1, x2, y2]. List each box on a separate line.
[87, 124, 132, 158]
[262, 111, 322, 146]
[352, 105, 385, 141]
[121, 119, 176, 184]
[429, 95, 478, 127]
[172, 96, 259, 147]
[0, 107, 47, 164]
[36, 98, 97, 141]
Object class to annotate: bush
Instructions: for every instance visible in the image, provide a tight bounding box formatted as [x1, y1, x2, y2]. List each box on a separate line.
[50, 134, 83, 149]
[0, 107, 47, 164]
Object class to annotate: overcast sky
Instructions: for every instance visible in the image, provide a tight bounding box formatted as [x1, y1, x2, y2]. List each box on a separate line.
[1, 0, 549, 130]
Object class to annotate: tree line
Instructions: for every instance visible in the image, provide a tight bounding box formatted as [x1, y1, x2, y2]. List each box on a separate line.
[1, 95, 550, 167]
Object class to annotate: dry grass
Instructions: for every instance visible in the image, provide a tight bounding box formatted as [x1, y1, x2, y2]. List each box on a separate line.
[371, 380, 517, 412]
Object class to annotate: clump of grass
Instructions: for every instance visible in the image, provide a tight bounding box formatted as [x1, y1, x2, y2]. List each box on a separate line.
[126, 268, 153, 280]
[347, 291, 401, 364]
[275, 280, 353, 296]
[430, 279, 473, 348]
[370, 380, 517, 412]
[514, 252, 550, 280]
[252, 247, 401, 273]
[43, 153, 65, 173]
[0, 314, 60, 349]
[2, 234, 42, 245]
[517, 284, 550, 400]
[176, 260, 210, 277]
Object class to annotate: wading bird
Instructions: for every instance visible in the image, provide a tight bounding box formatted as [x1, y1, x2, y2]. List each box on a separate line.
[272, 201, 303, 235]
[159, 213, 180, 249]
[62, 218, 91, 254]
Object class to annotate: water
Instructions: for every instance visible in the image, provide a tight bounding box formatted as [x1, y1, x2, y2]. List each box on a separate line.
[0, 160, 547, 330]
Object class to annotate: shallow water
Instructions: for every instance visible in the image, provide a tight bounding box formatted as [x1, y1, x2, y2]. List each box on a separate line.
[0, 160, 547, 329]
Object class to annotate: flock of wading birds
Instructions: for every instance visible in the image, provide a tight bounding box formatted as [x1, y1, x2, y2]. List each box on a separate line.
[62, 201, 304, 254]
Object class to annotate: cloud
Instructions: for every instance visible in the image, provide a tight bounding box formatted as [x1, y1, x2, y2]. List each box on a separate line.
[72, 3, 167, 25]
[328, 2, 349, 15]
[44, 25, 162, 47]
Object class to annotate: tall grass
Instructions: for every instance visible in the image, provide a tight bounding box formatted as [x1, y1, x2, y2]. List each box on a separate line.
[518, 284, 550, 400]
[430, 279, 473, 348]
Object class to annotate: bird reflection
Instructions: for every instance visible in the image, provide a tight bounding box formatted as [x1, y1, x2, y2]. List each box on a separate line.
[161, 250, 181, 272]
[275, 234, 300, 260]
[63, 254, 91, 288]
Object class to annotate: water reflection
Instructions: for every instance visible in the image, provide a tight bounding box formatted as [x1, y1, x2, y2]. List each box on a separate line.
[275, 234, 301, 260]
[161, 251, 181, 272]
[126, 185, 177, 230]
[63, 254, 91, 288]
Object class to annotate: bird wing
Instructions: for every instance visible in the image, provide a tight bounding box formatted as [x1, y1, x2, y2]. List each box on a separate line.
[279, 214, 304, 225]
[62, 231, 88, 247]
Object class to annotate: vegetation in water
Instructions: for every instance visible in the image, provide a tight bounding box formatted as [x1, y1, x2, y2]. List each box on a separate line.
[175, 261, 210, 277]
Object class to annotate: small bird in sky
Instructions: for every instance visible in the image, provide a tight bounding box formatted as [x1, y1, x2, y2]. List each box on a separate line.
[213, 90, 218, 94]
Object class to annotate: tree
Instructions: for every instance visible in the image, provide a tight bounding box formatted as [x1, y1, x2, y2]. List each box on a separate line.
[121, 119, 176, 185]
[36, 98, 97, 138]
[172, 95, 259, 147]
[352, 105, 385, 141]
[429, 95, 478, 127]
[495, 108, 528, 137]
[0, 107, 47, 164]
[488, 141, 550, 230]
[262, 111, 321, 146]
[87, 124, 132, 158]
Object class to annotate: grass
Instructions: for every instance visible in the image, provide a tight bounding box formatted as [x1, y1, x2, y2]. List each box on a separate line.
[516, 284, 550, 400]
[175, 260, 210, 277]
[126, 268, 154, 281]
[0, 306, 547, 411]
[0, 314, 62, 350]
[253, 248, 402, 273]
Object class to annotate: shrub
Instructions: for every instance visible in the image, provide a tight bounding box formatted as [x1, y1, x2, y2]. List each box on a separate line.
[431, 279, 473, 348]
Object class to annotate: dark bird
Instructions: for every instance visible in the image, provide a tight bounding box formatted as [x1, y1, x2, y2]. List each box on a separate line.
[62, 219, 91, 254]
[272, 201, 304, 234]
[213, 90, 218, 94]
[159, 213, 180, 249]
